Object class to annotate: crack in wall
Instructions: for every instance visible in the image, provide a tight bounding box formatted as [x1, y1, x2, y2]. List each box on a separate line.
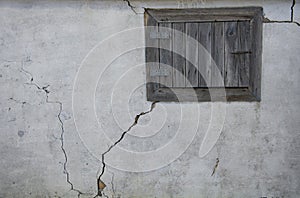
[263, 19, 300, 26]
[94, 101, 158, 197]
[211, 158, 220, 176]
[291, 0, 296, 22]
[20, 56, 88, 198]
[8, 97, 27, 105]
[14, 1, 299, 197]
[264, 0, 300, 27]
[7, 1, 298, 197]
[291, 0, 300, 26]
[102, 192, 109, 198]
[110, 172, 116, 196]
[123, 0, 137, 14]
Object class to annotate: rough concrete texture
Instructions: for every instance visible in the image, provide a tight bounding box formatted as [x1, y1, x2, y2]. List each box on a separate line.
[0, 0, 299, 198]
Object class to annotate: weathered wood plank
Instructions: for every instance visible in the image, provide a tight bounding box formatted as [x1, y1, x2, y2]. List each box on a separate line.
[224, 21, 252, 87]
[198, 22, 212, 87]
[224, 21, 239, 87]
[145, 12, 160, 100]
[147, 7, 263, 22]
[185, 23, 199, 87]
[172, 23, 186, 87]
[249, 12, 263, 101]
[211, 22, 225, 87]
[237, 21, 251, 87]
[159, 22, 173, 88]
[145, 8, 263, 102]
[150, 87, 257, 102]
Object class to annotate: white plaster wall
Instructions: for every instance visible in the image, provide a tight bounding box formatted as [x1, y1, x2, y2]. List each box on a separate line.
[0, 0, 299, 197]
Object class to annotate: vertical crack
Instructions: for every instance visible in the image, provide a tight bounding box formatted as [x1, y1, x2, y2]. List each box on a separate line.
[211, 158, 220, 176]
[291, 0, 295, 22]
[94, 101, 158, 197]
[20, 57, 88, 197]
[110, 172, 116, 196]
[291, 0, 300, 26]
[55, 99, 87, 198]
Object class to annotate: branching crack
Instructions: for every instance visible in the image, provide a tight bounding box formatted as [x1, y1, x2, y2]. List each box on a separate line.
[94, 101, 158, 197]
[291, 0, 300, 26]
[123, 0, 138, 15]
[264, 0, 300, 27]
[20, 56, 88, 198]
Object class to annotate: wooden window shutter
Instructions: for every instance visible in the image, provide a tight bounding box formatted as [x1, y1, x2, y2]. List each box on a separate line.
[145, 7, 263, 102]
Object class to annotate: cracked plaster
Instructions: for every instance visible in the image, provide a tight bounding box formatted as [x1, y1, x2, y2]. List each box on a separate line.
[0, 0, 299, 198]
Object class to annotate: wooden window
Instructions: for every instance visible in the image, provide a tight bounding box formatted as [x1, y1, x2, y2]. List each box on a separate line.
[145, 7, 263, 102]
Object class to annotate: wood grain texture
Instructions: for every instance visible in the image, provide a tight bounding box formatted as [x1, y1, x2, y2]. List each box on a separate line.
[149, 87, 257, 102]
[145, 12, 160, 100]
[249, 12, 263, 101]
[185, 23, 199, 87]
[224, 21, 251, 87]
[211, 22, 225, 87]
[147, 7, 263, 22]
[145, 7, 263, 102]
[238, 21, 251, 87]
[224, 21, 239, 87]
[198, 22, 212, 87]
[159, 22, 173, 88]
[172, 23, 186, 87]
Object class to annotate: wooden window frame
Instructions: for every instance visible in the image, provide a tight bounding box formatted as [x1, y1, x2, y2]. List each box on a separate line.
[145, 7, 263, 102]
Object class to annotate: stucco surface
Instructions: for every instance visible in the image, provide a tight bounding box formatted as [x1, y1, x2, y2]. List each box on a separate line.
[0, 0, 299, 197]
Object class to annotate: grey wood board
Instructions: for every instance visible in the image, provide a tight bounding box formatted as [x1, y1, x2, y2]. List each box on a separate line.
[159, 22, 173, 87]
[172, 22, 186, 87]
[185, 22, 199, 87]
[211, 22, 225, 87]
[198, 22, 212, 87]
[147, 7, 263, 22]
[145, 13, 160, 99]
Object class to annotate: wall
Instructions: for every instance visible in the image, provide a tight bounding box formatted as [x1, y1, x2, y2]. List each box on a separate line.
[0, 0, 299, 197]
